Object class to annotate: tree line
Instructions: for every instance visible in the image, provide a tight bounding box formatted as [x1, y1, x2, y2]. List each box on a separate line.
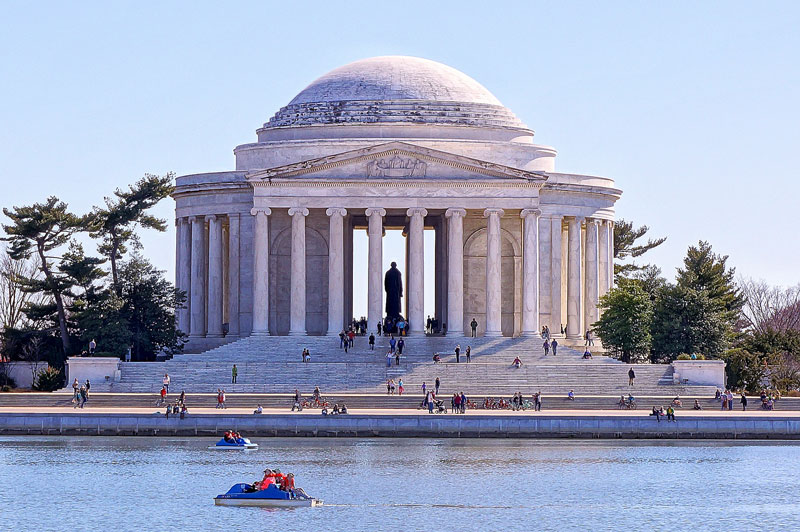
[0, 174, 184, 373]
[596, 221, 800, 393]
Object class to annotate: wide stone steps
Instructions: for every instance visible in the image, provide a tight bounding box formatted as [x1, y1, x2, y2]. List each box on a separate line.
[91, 334, 716, 396]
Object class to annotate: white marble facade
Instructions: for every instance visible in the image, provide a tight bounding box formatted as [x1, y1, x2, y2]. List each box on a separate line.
[173, 56, 621, 350]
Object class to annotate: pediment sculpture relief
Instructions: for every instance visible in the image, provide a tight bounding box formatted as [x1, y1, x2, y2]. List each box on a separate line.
[366, 155, 427, 178]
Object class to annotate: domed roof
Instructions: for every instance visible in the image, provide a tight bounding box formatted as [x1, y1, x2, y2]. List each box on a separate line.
[264, 56, 528, 131]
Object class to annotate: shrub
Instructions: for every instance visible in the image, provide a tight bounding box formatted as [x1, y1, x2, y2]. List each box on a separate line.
[2, 385, 11, 392]
[92, 351, 116, 358]
[676, 354, 690, 360]
[33, 367, 64, 392]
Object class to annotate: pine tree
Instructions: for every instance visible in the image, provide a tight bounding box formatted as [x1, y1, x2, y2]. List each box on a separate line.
[613, 219, 667, 277]
[90, 174, 174, 292]
[676, 240, 744, 328]
[2, 197, 89, 355]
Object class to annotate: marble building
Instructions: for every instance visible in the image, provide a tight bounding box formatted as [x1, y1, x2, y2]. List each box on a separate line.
[173, 56, 621, 351]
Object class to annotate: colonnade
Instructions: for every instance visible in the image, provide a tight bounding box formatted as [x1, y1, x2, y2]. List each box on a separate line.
[177, 208, 614, 341]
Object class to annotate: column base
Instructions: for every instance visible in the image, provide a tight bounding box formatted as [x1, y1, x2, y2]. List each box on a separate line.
[251, 331, 270, 337]
[326, 331, 341, 337]
[567, 334, 583, 342]
[484, 330, 503, 338]
[520, 331, 542, 338]
[288, 330, 307, 336]
[206, 333, 223, 338]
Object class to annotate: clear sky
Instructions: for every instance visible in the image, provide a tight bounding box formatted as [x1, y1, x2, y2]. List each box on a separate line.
[1, 1, 798, 318]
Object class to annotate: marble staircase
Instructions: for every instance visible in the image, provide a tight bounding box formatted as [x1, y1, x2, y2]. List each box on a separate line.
[93, 335, 718, 397]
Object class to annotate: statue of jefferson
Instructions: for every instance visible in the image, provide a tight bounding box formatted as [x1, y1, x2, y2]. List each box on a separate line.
[384, 262, 403, 319]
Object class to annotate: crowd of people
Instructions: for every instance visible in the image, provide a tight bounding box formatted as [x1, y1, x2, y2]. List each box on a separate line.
[71, 378, 91, 408]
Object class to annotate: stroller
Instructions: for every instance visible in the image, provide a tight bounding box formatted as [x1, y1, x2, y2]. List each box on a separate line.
[434, 399, 447, 414]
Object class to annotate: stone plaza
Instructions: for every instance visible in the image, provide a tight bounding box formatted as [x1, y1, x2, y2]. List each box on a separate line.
[173, 56, 620, 352]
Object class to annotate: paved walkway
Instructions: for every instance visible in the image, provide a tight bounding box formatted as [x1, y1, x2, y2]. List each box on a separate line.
[1, 406, 796, 417]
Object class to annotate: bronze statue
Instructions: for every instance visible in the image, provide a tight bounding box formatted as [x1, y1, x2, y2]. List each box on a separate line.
[384, 262, 403, 318]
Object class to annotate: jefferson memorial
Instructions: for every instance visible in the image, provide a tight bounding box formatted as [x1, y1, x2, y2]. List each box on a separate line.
[173, 56, 621, 352]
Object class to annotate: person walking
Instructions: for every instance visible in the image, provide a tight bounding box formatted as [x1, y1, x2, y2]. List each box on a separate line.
[534, 392, 542, 411]
[231, 364, 238, 384]
[157, 386, 167, 406]
[389, 335, 397, 354]
[435, 377, 441, 396]
[726, 389, 734, 411]
[125, 345, 132, 362]
[339, 330, 346, 349]
[220, 389, 227, 409]
[628, 367, 635, 386]
[551, 338, 558, 356]
[71, 378, 79, 403]
[470, 318, 478, 337]
[386, 351, 393, 367]
[162, 373, 171, 394]
[741, 392, 748, 411]
[460, 391, 467, 413]
[397, 338, 405, 356]
[398, 378, 404, 395]
[79, 385, 87, 408]
[465, 346, 471, 363]
[377, 321, 382, 336]
[585, 330, 594, 346]
[88, 338, 96, 355]
[455, 344, 461, 363]
[542, 339, 550, 356]
[369, 333, 375, 350]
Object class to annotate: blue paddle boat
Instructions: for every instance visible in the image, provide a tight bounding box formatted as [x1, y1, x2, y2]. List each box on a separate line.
[208, 436, 258, 450]
[214, 483, 322, 507]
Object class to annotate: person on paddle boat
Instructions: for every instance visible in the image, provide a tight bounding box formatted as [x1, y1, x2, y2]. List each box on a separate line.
[223, 430, 234, 443]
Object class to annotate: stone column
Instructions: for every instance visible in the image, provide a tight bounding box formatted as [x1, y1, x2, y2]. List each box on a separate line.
[251, 208, 271, 336]
[607, 221, 615, 290]
[483, 208, 504, 337]
[227, 213, 240, 337]
[406, 208, 427, 335]
[365, 208, 386, 331]
[189, 216, 206, 338]
[550, 216, 563, 335]
[520, 209, 541, 337]
[288, 207, 309, 336]
[206, 215, 224, 337]
[567, 216, 584, 340]
[584, 218, 600, 330]
[598, 218, 609, 297]
[176, 218, 191, 335]
[445, 208, 466, 336]
[326, 208, 347, 336]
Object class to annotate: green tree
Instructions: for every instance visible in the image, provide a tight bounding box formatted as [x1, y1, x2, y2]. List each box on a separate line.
[2, 197, 89, 355]
[90, 174, 174, 292]
[720, 348, 767, 393]
[613, 219, 667, 277]
[676, 240, 744, 329]
[651, 284, 729, 360]
[592, 278, 653, 363]
[117, 254, 186, 360]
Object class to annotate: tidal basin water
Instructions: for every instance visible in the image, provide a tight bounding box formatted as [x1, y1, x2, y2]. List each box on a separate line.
[1, 437, 799, 531]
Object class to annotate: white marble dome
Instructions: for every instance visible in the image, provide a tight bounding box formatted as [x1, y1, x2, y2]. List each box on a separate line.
[264, 56, 529, 131]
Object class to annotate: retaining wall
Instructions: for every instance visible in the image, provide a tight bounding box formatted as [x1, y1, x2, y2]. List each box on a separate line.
[1, 413, 798, 439]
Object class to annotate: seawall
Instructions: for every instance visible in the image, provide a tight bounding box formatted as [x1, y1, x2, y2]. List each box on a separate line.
[1, 413, 799, 439]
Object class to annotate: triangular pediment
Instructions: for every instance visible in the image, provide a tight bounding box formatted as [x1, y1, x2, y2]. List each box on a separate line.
[246, 142, 548, 182]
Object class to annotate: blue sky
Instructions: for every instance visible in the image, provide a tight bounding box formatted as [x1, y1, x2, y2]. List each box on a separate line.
[1, 1, 798, 317]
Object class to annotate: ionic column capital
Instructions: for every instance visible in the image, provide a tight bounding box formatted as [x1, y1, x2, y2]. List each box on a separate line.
[571, 215, 586, 225]
[445, 208, 467, 219]
[288, 207, 309, 217]
[587, 217, 602, 227]
[483, 208, 505, 218]
[250, 207, 272, 217]
[204, 214, 219, 223]
[365, 207, 386, 218]
[228, 212, 240, 220]
[187, 215, 202, 224]
[520, 208, 542, 219]
[406, 207, 428, 218]
[325, 207, 347, 217]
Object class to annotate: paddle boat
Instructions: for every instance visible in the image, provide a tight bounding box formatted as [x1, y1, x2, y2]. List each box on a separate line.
[208, 432, 258, 450]
[214, 483, 322, 507]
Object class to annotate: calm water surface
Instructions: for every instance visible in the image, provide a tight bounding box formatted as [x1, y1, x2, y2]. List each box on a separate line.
[1, 437, 798, 531]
